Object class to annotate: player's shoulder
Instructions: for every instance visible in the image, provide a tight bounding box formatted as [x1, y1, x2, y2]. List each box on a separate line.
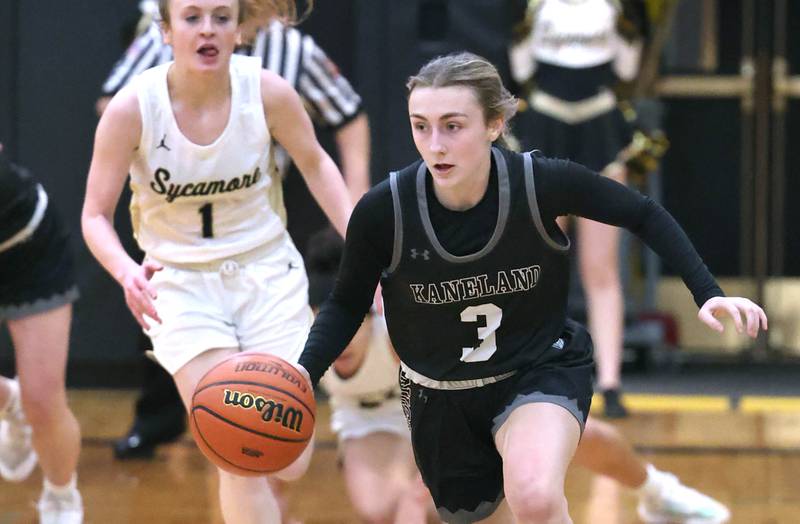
[259, 67, 296, 100]
[355, 177, 393, 216]
[103, 82, 142, 126]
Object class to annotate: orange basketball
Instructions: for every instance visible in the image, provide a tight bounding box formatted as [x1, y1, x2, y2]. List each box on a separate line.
[189, 352, 315, 476]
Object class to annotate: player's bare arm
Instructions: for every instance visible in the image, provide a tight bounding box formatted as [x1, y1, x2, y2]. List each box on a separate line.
[261, 70, 353, 237]
[82, 86, 162, 329]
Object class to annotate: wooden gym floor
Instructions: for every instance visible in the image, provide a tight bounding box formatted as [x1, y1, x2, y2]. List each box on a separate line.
[1, 389, 799, 523]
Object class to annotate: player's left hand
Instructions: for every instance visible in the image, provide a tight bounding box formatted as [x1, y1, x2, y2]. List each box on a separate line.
[698, 296, 768, 338]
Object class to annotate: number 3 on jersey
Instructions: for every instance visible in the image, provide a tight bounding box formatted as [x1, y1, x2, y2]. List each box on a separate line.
[198, 203, 214, 238]
[460, 303, 502, 362]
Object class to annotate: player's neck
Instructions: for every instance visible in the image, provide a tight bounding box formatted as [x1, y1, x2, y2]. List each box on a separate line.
[167, 63, 231, 109]
[432, 153, 492, 212]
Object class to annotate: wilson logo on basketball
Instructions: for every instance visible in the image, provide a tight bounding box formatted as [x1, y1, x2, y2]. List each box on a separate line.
[223, 389, 304, 433]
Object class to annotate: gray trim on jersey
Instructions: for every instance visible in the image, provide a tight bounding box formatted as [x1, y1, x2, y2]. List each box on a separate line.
[417, 147, 510, 263]
[0, 286, 79, 321]
[437, 493, 505, 524]
[0, 184, 47, 253]
[523, 152, 570, 252]
[491, 391, 587, 436]
[386, 172, 403, 275]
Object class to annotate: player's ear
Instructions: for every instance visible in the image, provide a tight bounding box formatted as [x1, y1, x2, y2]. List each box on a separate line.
[487, 117, 504, 142]
[160, 21, 172, 46]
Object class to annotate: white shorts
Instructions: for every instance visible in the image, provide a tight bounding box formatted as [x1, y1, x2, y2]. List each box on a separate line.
[145, 238, 313, 374]
[329, 398, 410, 442]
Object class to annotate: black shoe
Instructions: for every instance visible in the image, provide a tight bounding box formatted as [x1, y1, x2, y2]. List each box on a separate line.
[113, 422, 186, 460]
[602, 388, 629, 418]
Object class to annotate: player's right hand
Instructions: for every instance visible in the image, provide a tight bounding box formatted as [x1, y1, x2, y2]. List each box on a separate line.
[119, 260, 163, 330]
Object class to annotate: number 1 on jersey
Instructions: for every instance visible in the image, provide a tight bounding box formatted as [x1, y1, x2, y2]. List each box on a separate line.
[460, 303, 502, 362]
[198, 203, 214, 238]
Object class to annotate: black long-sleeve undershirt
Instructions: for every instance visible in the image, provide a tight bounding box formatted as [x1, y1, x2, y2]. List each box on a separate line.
[300, 154, 724, 385]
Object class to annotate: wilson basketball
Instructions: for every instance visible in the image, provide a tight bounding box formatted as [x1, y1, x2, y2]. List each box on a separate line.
[189, 352, 315, 476]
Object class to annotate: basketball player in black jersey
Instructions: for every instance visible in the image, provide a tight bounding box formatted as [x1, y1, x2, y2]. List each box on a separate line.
[297, 53, 767, 523]
[0, 145, 83, 522]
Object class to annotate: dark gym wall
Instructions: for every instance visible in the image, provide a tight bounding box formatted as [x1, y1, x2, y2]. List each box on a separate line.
[355, 0, 526, 182]
[1, 1, 146, 383]
[0, 1, 18, 155]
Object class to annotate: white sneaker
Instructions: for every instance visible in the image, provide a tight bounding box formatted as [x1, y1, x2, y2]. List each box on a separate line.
[37, 485, 84, 524]
[638, 466, 730, 524]
[0, 379, 37, 482]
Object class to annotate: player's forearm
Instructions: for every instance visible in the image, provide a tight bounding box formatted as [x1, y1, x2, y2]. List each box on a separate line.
[335, 113, 371, 202]
[299, 298, 367, 386]
[81, 212, 139, 285]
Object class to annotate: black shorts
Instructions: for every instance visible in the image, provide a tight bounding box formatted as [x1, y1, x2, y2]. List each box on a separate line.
[515, 105, 632, 173]
[400, 320, 594, 524]
[0, 203, 79, 320]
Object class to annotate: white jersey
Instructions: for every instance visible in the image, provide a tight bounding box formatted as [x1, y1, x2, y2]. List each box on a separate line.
[510, 0, 640, 83]
[320, 317, 401, 410]
[532, 0, 620, 68]
[129, 55, 286, 264]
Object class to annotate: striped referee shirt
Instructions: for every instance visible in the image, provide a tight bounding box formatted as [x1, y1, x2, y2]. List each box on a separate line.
[101, 20, 363, 131]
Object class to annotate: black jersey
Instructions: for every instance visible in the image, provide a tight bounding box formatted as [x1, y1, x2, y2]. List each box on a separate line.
[382, 148, 570, 381]
[0, 152, 38, 244]
[300, 147, 724, 385]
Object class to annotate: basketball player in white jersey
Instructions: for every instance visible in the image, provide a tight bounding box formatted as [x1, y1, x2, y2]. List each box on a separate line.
[81, 1, 352, 523]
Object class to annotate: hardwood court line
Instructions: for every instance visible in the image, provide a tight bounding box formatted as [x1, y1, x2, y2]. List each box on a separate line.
[633, 445, 800, 455]
[738, 396, 800, 413]
[592, 393, 731, 412]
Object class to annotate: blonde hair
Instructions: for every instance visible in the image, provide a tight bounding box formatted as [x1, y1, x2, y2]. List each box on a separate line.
[407, 52, 519, 149]
[158, 0, 312, 26]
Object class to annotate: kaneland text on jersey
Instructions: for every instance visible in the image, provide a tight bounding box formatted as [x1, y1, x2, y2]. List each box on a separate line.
[149, 166, 262, 203]
[409, 265, 540, 305]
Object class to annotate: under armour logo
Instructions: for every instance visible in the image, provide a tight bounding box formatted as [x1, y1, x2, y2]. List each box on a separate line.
[410, 248, 430, 260]
[157, 134, 171, 151]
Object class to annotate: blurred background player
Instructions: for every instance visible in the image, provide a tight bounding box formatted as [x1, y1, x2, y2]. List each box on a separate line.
[95, 0, 370, 460]
[0, 144, 83, 523]
[510, 0, 649, 417]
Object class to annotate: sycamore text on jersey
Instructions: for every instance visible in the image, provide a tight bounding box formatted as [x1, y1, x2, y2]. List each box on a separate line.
[409, 265, 540, 305]
[149, 166, 262, 203]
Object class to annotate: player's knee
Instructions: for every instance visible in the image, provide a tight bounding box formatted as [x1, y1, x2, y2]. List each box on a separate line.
[505, 476, 566, 523]
[19, 382, 68, 429]
[273, 442, 312, 482]
[217, 468, 266, 489]
[350, 495, 394, 524]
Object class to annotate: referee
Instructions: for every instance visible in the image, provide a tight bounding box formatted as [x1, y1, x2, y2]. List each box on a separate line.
[97, 2, 370, 459]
